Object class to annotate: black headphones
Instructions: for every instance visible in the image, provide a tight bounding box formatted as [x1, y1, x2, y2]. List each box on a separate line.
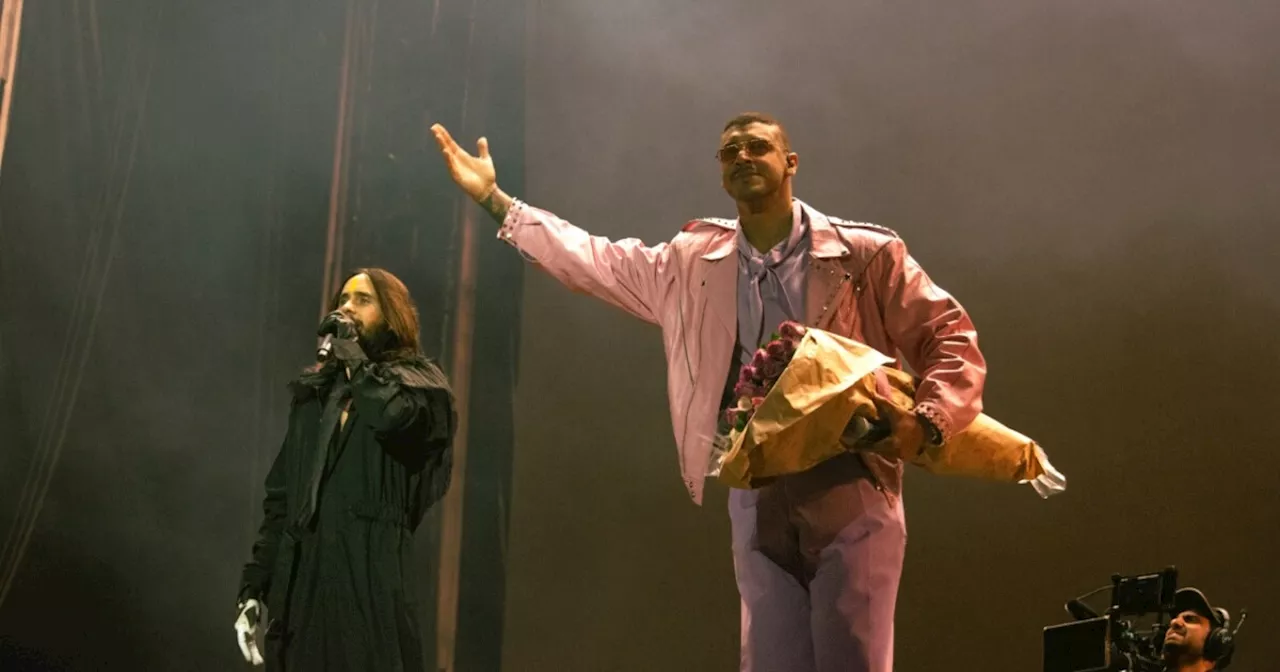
[1202, 607, 1236, 668]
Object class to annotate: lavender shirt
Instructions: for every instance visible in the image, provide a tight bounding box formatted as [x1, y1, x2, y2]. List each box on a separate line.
[735, 200, 811, 361]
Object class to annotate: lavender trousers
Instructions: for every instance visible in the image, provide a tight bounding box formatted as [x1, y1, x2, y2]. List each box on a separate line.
[728, 453, 907, 672]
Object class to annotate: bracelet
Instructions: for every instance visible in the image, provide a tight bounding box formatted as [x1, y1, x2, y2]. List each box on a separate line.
[918, 413, 944, 446]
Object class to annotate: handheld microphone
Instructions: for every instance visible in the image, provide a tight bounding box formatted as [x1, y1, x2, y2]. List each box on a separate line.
[315, 311, 352, 362]
[1067, 599, 1100, 621]
[317, 334, 335, 362]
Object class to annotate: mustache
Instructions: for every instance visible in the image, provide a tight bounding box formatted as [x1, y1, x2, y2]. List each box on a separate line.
[732, 165, 758, 178]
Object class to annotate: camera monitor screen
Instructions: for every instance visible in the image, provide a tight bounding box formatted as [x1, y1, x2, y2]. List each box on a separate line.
[1043, 616, 1111, 672]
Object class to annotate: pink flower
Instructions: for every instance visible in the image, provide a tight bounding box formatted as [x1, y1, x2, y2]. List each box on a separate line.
[765, 339, 787, 359]
[779, 321, 807, 341]
[751, 396, 765, 409]
[740, 365, 760, 383]
[750, 350, 769, 369]
[760, 358, 786, 381]
[734, 380, 758, 399]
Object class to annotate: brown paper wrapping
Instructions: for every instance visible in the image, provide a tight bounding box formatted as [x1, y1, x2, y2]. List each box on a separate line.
[715, 329, 1066, 498]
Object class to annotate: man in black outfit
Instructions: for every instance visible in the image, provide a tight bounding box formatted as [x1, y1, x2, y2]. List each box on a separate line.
[235, 268, 456, 670]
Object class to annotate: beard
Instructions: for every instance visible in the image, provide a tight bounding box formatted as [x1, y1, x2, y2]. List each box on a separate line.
[726, 170, 785, 208]
[1161, 637, 1200, 664]
[355, 320, 398, 361]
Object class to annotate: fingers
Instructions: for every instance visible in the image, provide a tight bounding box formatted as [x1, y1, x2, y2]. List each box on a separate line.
[477, 136, 490, 159]
[235, 600, 263, 663]
[430, 123, 459, 155]
[871, 396, 905, 423]
[237, 629, 253, 662]
[869, 397, 928, 460]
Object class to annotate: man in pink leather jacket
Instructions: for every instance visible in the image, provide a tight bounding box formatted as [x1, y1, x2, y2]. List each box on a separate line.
[431, 112, 986, 672]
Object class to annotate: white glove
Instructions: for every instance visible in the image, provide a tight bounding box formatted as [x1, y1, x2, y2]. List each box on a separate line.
[234, 599, 266, 666]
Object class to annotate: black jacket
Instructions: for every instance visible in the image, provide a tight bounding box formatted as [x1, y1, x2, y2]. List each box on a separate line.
[239, 354, 455, 671]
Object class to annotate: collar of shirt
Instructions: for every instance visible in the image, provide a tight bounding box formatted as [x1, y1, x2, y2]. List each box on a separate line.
[735, 199, 809, 268]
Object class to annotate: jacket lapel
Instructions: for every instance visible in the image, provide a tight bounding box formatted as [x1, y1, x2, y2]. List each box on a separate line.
[700, 229, 737, 338]
[802, 201, 853, 329]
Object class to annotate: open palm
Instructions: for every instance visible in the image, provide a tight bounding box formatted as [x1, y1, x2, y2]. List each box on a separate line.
[431, 123, 496, 201]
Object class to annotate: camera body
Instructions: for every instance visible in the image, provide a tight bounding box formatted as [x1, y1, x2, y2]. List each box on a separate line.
[1043, 568, 1178, 672]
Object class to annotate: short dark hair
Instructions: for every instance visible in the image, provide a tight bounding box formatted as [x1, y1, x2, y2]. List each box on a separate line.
[722, 112, 791, 151]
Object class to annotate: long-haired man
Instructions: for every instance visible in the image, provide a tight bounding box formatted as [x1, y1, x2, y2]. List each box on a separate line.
[234, 268, 456, 670]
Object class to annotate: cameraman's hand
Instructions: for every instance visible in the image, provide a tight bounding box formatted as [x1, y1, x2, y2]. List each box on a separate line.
[234, 599, 265, 666]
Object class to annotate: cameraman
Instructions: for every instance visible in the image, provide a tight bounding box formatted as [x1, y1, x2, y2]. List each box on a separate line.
[1162, 588, 1236, 671]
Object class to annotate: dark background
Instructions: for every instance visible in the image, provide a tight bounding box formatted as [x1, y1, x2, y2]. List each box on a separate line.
[0, 0, 523, 670]
[2, 0, 1278, 670]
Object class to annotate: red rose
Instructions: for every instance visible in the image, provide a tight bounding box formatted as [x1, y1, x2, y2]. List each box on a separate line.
[760, 357, 786, 381]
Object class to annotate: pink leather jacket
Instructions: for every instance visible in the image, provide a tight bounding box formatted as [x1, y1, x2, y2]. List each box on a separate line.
[498, 198, 986, 505]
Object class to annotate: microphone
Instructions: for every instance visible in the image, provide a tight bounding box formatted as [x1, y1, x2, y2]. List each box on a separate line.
[1064, 583, 1111, 621]
[315, 311, 353, 362]
[1067, 599, 1099, 621]
[317, 334, 335, 362]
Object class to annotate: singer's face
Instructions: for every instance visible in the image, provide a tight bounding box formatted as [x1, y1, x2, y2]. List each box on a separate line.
[1162, 609, 1210, 659]
[718, 122, 794, 204]
[337, 273, 384, 338]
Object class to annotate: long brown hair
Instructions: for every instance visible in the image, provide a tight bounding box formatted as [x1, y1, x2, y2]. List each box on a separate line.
[329, 267, 422, 360]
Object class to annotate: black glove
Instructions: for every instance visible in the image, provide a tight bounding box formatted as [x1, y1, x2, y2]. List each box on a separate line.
[317, 310, 359, 340]
[317, 311, 368, 365]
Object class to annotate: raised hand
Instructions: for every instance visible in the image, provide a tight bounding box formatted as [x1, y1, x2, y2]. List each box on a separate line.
[430, 123, 496, 202]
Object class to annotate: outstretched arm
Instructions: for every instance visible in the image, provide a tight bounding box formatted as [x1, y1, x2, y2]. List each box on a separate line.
[430, 123, 675, 324]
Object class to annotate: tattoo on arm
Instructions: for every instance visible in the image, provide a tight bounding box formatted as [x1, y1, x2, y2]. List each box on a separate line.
[478, 186, 513, 224]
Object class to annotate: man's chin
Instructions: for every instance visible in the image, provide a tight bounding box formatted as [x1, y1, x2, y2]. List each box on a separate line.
[1161, 639, 1190, 660]
[358, 326, 395, 359]
[731, 185, 777, 204]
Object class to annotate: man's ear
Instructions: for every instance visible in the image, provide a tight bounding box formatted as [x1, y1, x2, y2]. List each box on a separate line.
[786, 152, 799, 177]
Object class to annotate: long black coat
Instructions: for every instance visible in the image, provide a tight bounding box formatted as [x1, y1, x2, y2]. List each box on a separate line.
[239, 354, 455, 672]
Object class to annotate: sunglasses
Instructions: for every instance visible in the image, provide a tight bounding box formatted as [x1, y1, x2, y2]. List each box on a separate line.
[716, 138, 775, 163]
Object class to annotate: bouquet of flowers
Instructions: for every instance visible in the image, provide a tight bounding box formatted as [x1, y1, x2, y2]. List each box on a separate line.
[712, 321, 1065, 498]
[719, 321, 809, 437]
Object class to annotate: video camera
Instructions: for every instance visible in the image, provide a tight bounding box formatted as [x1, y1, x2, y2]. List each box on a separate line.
[1043, 567, 1180, 672]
